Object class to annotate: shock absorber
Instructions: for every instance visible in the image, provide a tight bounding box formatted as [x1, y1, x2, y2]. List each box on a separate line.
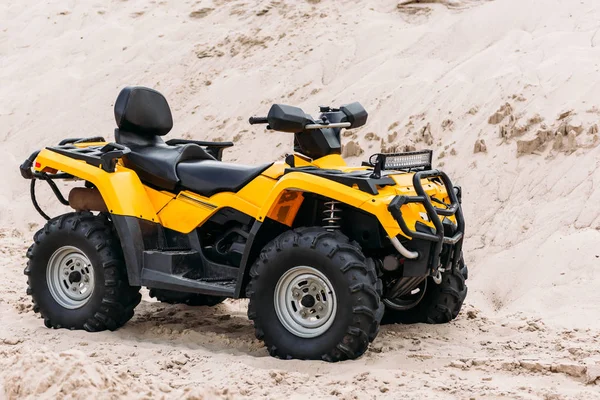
[322, 200, 342, 231]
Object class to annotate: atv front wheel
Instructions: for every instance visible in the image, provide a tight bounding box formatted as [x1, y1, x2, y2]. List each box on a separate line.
[246, 227, 383, 362]
[24, 212, 141, 331]
[382, 262, 468, 325]
[149, 289, 225, 306]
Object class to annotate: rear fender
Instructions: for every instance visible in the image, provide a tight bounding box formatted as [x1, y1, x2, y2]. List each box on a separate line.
[34, 149, 165, 285]
[34, 149, 158, 221]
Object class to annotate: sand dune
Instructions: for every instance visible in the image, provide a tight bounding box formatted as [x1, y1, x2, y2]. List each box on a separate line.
[1, 0, 600, 398]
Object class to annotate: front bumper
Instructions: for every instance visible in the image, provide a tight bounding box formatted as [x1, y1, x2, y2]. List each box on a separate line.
[387, 169, 465, 274]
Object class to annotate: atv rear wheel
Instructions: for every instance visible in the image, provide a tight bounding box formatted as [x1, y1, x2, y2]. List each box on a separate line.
[24, 212, 141, 331]
[149, 289, 225, 306]
[246, 227, 384, 362]
[382, 262, 468, 325]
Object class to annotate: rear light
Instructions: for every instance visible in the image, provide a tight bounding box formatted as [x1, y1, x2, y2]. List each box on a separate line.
[35, 162, 41, 168]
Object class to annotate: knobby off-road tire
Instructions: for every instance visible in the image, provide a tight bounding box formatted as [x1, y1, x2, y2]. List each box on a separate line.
[24, 212, 141, 331]
[246, 227, 384, 362]
[382, 262, 468, 325]
[149, 289, 225, 307]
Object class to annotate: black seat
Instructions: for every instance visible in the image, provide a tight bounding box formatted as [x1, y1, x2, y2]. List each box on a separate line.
[177, 160, 272, 197]
[115, 130, 215, 190]
[114, 87, 216, 190]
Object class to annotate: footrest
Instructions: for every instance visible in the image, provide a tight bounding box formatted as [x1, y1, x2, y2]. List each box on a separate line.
[141, 250, 237, 296]
[143, 250, 200, 275]
[141, 269, 236, 297]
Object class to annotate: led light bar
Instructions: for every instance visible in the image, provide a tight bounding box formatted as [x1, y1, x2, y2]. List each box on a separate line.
[384, 150, 432, 170]
[368, 150, 433, 172]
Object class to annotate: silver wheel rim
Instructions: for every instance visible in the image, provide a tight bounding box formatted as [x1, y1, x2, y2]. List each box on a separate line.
[47, 246, 95, 309]
[274, 266, 337, 339]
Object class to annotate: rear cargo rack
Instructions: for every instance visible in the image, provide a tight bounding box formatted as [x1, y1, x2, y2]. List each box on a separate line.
[387, 169, 465, 272]
[19, 138, 130, 221]
[47, 142, 130, 172]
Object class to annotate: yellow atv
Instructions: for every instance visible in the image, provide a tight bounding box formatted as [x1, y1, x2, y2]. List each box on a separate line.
[19, 87, 467, 361]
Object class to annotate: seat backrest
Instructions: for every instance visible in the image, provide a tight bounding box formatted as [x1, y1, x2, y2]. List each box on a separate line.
[112, 86, 215, 191]
[114, 86, 173, 137]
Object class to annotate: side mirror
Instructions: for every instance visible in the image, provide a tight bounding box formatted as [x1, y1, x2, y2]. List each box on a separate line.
[340, 102, 368, 129]
[267, 104, 311, 133]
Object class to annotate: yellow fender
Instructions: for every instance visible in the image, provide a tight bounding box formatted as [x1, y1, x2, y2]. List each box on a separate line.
[34, 149, 159, 222]
[257, 171, 410, 239]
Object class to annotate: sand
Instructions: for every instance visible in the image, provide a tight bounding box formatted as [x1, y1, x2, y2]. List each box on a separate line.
[1, 0, 600, 398]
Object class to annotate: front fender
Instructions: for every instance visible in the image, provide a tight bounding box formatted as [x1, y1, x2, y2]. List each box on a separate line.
[257, 171, 406, 238]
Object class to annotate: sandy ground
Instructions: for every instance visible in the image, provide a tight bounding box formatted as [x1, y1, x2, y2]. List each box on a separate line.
[2, 0, 600, 398]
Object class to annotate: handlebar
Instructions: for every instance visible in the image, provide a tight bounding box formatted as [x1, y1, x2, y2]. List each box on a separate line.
[305, 122, 351, 130]
[249, 116, 269, 125]
[248, 117, 351, 131]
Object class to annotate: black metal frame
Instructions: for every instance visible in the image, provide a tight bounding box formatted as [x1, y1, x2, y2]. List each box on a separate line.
[28, 173, 71, 220]
[387, 169, 464, 273]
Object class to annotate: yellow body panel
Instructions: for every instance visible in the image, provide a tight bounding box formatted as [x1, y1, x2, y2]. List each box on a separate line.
[34, 149, 158, 222]
[233, 175, 275, 208]
[35, 146, 453, 239]
[144, 187, 175, 214]
[155, 176, 276, 233]
[157, 192, 217, 233]
[312, 154, 346, 169]
[261, 162, 287, 179]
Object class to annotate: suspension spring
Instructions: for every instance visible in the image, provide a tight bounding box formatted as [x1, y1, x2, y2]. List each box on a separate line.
[322, 200, 342, 231]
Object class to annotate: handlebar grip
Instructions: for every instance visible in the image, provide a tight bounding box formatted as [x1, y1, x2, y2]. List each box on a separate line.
[249, 116, 268, 125]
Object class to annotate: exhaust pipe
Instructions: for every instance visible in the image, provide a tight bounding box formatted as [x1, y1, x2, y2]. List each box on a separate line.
[390, 236, 419, 259]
